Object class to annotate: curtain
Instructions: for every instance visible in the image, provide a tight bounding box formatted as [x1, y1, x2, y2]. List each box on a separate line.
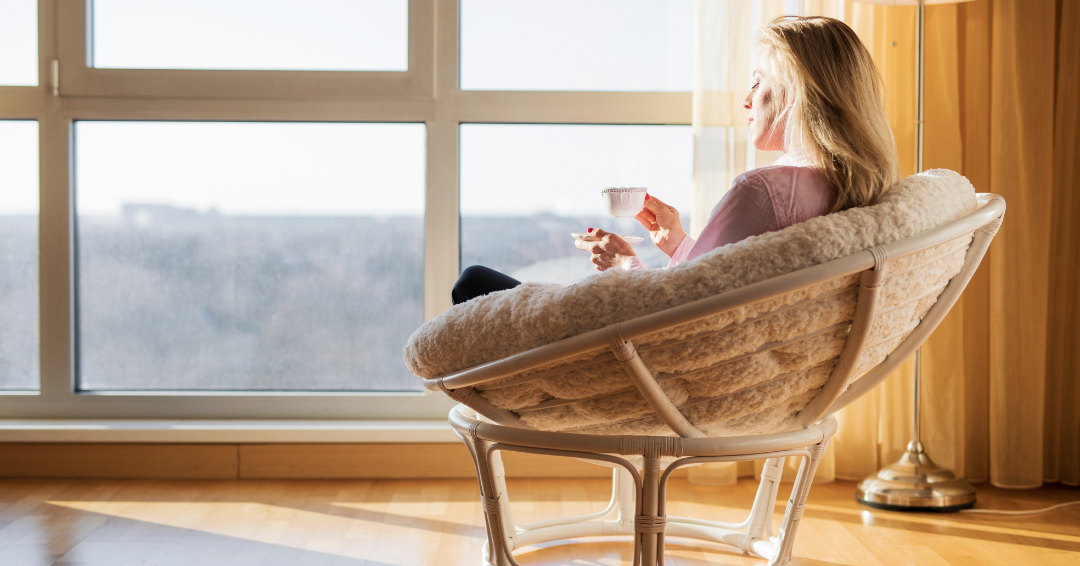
[691, 0, 749, 237]
[691, 0, 1079, 488]
[1045, 0, 1080, 487]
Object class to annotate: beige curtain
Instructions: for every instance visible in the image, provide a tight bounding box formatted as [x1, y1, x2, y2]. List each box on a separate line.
[692, 0, 1080, 487]
[1045, 0, 1080, 487]
[691, 0, 748, 237]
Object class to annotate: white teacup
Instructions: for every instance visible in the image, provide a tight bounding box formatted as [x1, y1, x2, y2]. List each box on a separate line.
[601, 187, 648, 218]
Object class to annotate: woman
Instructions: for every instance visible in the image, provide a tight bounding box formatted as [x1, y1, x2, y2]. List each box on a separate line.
[453, 16, 899, 305]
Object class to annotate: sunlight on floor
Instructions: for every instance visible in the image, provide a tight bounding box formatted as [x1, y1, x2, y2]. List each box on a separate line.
[0, 478, 1076, 566]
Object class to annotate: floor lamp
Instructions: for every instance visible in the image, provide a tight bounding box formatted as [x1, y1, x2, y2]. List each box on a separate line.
[852, 0, 978, 512]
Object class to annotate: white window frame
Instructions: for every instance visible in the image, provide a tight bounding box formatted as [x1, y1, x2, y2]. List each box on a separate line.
[0, 0, 691, 421]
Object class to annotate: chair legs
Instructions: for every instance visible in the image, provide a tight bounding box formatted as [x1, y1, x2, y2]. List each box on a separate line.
[459, 433, 520, 566]
[638, 454, 661, 565]
[461, 432, 833, 566]
[747, 457, 786, 544]
[768, 440, 831, 566]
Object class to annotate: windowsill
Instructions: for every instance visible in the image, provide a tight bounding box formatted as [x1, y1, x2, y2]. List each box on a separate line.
[0, 420, 457, 443]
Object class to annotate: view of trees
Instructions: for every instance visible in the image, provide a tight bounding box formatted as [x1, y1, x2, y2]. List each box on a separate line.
[462, 214, 667, 285]
[0, 206, 675, 392]
[77, 205, 424, 391]
[0, 216, 37, 390]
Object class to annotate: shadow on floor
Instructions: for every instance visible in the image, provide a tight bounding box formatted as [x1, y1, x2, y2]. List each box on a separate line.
[5, 505, 441, 566]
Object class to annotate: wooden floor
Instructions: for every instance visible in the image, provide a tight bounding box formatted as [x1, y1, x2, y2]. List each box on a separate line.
[1, 476, 1078, 566]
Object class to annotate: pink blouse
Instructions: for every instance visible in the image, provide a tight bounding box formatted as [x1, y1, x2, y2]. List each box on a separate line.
[625, 151, 832, 270]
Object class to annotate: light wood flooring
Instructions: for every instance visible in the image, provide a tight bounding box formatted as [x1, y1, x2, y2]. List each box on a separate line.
[1, 476, 1078, 566]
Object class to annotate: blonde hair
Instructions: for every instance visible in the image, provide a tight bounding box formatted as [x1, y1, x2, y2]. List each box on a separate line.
[758, 16, 899, 212]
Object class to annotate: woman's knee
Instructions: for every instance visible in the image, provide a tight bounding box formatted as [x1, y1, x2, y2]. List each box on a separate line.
[452, 265, 520, 305]
[458, 265, 491, 282]
[452, 265, 487, 305]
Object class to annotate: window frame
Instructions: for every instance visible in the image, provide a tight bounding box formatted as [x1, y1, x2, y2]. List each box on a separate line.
[0, 0, 691, 420]
[57, 0, 434, 99]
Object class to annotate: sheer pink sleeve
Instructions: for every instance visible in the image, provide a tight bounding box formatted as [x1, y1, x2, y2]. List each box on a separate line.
[621, 179, 771, 271]
[621, 235, 696, 270]
[624, 164, 830, 269]
[665, 235, 697, 268]
[685, 172, 778, 262]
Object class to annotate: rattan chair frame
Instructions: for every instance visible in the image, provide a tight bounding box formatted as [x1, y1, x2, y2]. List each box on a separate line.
[425, 194, 1005, 566]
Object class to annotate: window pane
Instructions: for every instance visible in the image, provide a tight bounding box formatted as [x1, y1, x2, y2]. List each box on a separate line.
[0, 0, 37, 85]
[461, 0, 693, 91]
[92, 0, 408, 71]
[0, 121, 39, 390]
[460, 124, 692, 284]
[75, 122, 425, 391]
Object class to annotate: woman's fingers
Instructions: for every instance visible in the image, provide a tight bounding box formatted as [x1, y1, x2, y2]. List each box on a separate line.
[599, 230, 634, 255]
[643, 195, 666, 211]
[576, 227, 635, 271]
[574, 237, 599, 251]
[575, 239, 607, 256]
[635, 209, 657, 230]
[643, 195, 678, 216]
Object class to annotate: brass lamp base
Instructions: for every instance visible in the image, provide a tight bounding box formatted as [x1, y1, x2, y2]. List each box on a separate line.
[856, 442, 976, 513]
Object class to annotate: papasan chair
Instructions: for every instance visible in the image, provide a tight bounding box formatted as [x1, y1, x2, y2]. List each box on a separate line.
[405, 169, 1005, 566]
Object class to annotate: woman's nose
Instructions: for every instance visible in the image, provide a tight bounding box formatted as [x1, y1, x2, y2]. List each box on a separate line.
[742, 92, 752, 109]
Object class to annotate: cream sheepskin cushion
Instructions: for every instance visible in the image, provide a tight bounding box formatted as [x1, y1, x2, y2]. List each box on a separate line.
[405, 170, 978, 436]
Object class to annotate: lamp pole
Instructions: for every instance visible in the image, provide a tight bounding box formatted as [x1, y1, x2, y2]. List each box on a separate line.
[854, 0, 978, 512]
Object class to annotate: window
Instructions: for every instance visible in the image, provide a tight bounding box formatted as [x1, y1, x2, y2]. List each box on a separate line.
[1, 0, 691, 420]
[75, 122, 425, 391]
[460, 124, 692, 283]
[460, 0, 693, 91]
[58, 0, 432, 98]
[0, 121, 39, 390]
[0, 0, 36, 86]
[0, 0, 37, 86]
[91, 0, 408, 71]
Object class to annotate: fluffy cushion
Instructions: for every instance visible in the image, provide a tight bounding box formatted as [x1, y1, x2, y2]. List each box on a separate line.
[405, 170, 978, 436]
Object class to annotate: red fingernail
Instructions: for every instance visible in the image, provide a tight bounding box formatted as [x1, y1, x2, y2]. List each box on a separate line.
[587, 227, 593, 233]
[645, 194, 650, 201]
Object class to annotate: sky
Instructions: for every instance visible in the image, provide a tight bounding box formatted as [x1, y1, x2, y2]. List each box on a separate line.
[0, 121, 38, 214]
[460, 124, 692, 217]
[74, 122, 427, 216]
[460, 0, 693, 91]
[0, 0, 36, 86]
[92, 0, 408, 71]
[1, 0, 699, 216]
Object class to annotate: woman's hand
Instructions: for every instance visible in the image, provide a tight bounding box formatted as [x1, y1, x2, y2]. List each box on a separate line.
[635, 195, 686, 258]
[575, 228, 636, 271]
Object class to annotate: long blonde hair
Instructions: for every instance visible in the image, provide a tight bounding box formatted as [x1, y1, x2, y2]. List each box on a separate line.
[758, 16, 899, 212]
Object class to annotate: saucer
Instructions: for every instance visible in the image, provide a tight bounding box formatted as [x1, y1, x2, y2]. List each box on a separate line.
[571, 233, 645, 246]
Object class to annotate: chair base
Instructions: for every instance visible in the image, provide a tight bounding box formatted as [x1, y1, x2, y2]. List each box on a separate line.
[478, 468, 785, 566]
[451, 406, 837, 566]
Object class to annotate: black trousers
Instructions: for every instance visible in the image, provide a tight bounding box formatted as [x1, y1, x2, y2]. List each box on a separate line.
[452, 265, 521, 305]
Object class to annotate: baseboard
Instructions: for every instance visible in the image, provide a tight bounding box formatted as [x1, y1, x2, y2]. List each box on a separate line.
[0, 443, 239, 479]
[0, 443, 695, 480]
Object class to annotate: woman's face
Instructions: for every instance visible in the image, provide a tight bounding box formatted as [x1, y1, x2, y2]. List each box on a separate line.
[743, 50, 786, 152]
